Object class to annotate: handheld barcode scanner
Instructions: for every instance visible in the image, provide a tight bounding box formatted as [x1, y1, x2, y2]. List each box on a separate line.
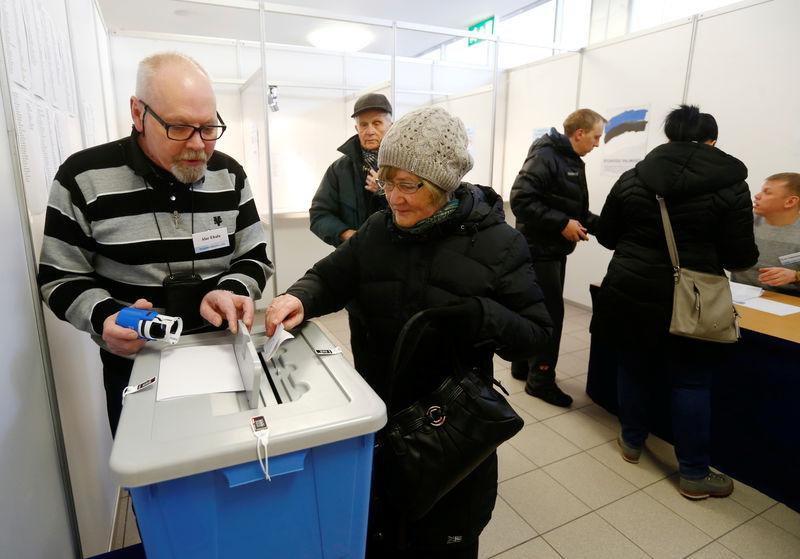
[116, 308, 183, 344]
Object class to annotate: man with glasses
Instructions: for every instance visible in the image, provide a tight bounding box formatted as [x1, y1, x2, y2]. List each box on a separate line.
[38, 52, 273, 434]
[308, 93, 392, 374]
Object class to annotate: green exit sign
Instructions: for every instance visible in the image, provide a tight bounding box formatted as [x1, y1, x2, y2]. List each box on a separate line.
[468, 16, 494, 46]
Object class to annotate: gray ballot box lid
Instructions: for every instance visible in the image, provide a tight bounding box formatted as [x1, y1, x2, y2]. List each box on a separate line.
[109, 321, 387, 488]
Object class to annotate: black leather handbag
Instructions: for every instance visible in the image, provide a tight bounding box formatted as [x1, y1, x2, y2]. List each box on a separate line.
[375, 309, 524, 520]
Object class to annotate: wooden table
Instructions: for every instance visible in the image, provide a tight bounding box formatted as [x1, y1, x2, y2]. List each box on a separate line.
[735, 290, 800, 343]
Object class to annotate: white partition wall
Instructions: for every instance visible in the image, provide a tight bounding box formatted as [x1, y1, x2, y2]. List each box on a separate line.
[502, 0, 799, 308]
[569, 19, 695, 306]
[687, 0, 800, 187]
[501, 51, 582, 199]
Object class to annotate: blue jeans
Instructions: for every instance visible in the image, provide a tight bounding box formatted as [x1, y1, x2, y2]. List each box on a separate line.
[616, 350, 712, 479]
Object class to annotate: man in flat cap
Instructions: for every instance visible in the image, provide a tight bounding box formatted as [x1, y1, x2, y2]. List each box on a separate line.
[309, 93, 392, 371]
[309, 92, 392, 247]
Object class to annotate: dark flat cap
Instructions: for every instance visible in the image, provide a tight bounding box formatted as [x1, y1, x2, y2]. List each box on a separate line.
[351, 93, 392, 117]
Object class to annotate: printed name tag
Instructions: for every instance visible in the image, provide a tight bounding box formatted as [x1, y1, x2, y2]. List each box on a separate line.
[779, 251, 800, 265]
[192, 227, 230, 253]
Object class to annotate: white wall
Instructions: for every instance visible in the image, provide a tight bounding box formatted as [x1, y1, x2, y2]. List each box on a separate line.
[503, 0, 799, 308]
[0, 80, 79, 559]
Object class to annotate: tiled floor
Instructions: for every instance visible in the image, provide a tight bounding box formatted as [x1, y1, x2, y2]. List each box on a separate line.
[112, 302, 800, 558]
[314, 303, 800, 559]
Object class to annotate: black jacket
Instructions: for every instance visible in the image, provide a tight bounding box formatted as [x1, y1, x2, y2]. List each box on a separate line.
[590, 141, 758, 353]
[309, 135, 387, 247]
[510, 128, 598, 260]
[288, 183, 553, 547]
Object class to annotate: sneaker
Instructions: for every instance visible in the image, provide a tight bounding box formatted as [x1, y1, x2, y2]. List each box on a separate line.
[525, 381, 573, 407]
[617, 436, 642, 464]
[679, 472, 734, 500]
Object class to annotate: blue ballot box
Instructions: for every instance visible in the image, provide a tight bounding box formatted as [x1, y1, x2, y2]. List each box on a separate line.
[110, 322, 386, 559]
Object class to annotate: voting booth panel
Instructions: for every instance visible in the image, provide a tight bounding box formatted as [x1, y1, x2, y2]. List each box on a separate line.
[110, 322, 386, 559]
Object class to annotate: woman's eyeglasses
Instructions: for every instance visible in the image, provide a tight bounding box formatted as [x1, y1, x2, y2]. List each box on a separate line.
[376, 179, 424, 195]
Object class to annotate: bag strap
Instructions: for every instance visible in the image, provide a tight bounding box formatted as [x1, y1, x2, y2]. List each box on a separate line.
[656, 195, 681, 278]
[384, 309, 436, 412]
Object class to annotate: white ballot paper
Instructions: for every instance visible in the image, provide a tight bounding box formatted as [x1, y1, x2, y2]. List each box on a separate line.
[737, 297, 800, 317]
[157, 344, 244, 401]
[262, 323, 294, 361]
[730, 281, 764, 303]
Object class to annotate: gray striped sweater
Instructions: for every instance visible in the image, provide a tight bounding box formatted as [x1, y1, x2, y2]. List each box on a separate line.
[38, 130, 273, 342]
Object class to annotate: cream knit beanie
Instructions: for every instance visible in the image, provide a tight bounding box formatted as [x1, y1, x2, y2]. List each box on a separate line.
[377, 106, 473, 192]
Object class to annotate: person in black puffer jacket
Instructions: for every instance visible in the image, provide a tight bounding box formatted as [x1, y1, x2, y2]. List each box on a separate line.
[510, 109, 607, 407]
[265, 106, 553, 558]
[591, 105, 758, 500]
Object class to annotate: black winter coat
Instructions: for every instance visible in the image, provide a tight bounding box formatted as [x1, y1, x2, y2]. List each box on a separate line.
[288, 183, 553, 548]
[309, 135, 387, 247]
[510, 128, 599, 260]
[590, 141, 758, 353]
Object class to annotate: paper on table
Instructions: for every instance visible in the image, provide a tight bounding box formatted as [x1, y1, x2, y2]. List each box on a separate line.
[157, 344, 244, 401]
[262, 323, 294, 361]
[730, 281, 764, 303]
[738, 297, 800, 316]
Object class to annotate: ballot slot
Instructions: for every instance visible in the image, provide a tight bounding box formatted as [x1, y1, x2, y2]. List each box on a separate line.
[257, 345, 310, 405]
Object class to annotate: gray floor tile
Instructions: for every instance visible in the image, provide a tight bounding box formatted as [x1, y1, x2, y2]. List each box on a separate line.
[562, 316, 589, 334]
[553, 351, 589, 378]
[643, 476, 757, 538]
[497, 441, 537, 483]
[577, 403, 620, 432]
[686, 541, 743, 558]
[598, 491, 712, 559]
[543, 512, 649, 559]
[478, 495, 538, 558]
[728, 482, 777, 514]
[542, 409, 617, 450]
[123, 496, 141, 546]
[761, 503, 800, 538]
[719, 516, 800, 559]
[507, 390, 571, 421]
[499, 469, 591, 533]
[507, 422, 582, 467]
[558, 332, 589, 354]
[487, 537, 562, 559]
[557, 375, 593, 409]
[543, 453, 637, 509]
[109, 489, 128, 551]
[588, 440, 676, 489]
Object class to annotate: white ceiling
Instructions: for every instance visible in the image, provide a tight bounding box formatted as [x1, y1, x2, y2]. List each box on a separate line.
[96, 0, 541, 57]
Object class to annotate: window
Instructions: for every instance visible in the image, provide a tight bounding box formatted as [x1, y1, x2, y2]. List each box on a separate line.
[630, 0, 744, 34]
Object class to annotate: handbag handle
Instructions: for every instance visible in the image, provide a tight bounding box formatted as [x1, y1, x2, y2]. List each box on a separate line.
[384, 309, 437, 413]
[656, 195, 681, 276]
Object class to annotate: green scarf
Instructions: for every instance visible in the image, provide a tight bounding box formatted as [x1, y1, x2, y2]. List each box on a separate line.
[396, 199, 460, 234]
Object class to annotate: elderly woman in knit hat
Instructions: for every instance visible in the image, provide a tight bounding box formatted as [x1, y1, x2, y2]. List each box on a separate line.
[265, 106, 552, 558]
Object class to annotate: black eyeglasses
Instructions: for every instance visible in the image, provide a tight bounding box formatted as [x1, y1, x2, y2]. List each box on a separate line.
[141, 101, 227, 141]
[376, 179, 424, 195]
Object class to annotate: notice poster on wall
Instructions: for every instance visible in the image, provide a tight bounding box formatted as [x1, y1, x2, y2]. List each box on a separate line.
[602, 106, 650, 176]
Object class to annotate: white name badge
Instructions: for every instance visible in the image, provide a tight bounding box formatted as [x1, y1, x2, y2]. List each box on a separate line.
[778, 251, 800, 266]
[192, 227, 230, 253]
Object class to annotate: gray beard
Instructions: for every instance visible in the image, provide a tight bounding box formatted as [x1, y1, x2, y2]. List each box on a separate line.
[171, 161, 206, 184]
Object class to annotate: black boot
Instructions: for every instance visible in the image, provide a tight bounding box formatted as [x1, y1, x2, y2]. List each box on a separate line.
[525, 368, 572, 407]
[511, 360, 529, 380]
